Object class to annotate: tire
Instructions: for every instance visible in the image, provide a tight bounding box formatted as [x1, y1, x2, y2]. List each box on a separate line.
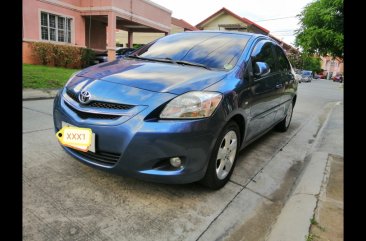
[200, 121, 240, 189]
[275, 101, 294, 132]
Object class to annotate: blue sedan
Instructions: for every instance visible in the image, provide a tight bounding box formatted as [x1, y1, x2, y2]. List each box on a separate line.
[53, 31, 297, 189]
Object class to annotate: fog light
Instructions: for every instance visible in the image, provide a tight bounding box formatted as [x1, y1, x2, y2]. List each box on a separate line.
[170, 157, 182, 168]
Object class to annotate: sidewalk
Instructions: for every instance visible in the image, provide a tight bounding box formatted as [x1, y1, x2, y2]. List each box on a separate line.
[23, 88, 59, 100]
[266, 102, 343, 241]
[309, 154, 343, 241]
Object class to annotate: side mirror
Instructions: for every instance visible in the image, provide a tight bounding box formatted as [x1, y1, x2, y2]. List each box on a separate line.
[254, 62, 270, 78]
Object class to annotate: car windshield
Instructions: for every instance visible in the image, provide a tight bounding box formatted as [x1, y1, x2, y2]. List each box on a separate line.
[131, 32, 250, 70]
[302, 71, 312, 76]
[117, 48, 134, 55]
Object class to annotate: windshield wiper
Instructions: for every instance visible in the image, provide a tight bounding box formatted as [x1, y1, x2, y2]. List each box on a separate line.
[155, 57, 176, 63]
[127, 55, 175, 64]
[175, 60, 211, 70]
[126, 55, 153, 61]
[127, 56, 211, 70]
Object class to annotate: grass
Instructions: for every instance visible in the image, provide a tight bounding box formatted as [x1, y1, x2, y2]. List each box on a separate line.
[306, 217, 326, 241]
[23, 64, 80, 89]
[310, 217, 318, 225]
[305, 233, 316, 241]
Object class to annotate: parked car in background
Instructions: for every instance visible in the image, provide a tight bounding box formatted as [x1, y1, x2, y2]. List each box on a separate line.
[317, 73, 326, 79]
[53, 31, 297, 189]
[295, 73, 302, 81]
[93, 47, 136, 64]
[300, 70, 313, 82]
[332, 74, 343, 83]
[293, 69, 301, 81]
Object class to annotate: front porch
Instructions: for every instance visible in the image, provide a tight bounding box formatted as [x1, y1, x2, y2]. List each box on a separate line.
[81, 1, 171, 61]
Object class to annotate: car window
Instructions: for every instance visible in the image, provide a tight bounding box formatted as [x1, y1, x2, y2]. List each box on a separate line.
[116, 49, 131, 55]
[133, 32, 250, 70]
[274, 45, 291, 72]
[301, 70, 312, 76]
[251, 41, 277, 74]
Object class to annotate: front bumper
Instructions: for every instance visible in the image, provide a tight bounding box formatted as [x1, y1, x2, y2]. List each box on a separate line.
[53, 88, 226, 184]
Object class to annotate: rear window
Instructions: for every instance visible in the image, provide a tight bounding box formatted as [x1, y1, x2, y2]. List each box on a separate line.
[302, 71, 312, 76]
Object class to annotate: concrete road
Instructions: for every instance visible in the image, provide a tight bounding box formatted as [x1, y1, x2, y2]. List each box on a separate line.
[23, 79, 343, 241]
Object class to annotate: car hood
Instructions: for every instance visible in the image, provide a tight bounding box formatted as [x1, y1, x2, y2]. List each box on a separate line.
[76, 59, 228, 95]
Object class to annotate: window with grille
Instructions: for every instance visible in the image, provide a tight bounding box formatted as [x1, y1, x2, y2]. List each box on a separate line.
[41, 12, 72, 43]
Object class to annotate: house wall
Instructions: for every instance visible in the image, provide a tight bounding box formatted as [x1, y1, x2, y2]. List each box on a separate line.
[80, 0, 112, 7]
[199, 13, 248, 30]
[85, 19, 107, 51]
[115, 22, 184, 46]
[171, 25, 184, 34]
[321, 56, 344, 77]
[23, 0, 86, 64]
[23, 0, 171, 64]
[111, 0, 171, 32]
[23, 0, 86, 45]
[249, 25, 267, 35]
[116, 31, 164, 46]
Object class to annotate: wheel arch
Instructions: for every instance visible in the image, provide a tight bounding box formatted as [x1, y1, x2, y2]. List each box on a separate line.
[228, 114, 246, 147]
[292, 95, 297, 106]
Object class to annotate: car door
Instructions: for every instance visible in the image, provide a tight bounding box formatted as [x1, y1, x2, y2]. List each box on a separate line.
[245, 40, 281, 141]
[273, 45, 295, 122]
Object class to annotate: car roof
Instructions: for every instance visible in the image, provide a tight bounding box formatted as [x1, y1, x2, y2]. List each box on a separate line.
[171, 31, 283, 46]
[174, 30, 264, 38]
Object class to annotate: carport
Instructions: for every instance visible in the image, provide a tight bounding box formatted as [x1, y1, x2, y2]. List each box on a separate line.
[80, 0, 171, 61]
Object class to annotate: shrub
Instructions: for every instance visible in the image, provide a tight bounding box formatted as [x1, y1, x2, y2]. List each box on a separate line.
[30, 42, 94, 68]
[51, 45, 81, 68]
[133, 43, 144, 49]
[80, 48, 96, 68]
[30, 42, 53, 65]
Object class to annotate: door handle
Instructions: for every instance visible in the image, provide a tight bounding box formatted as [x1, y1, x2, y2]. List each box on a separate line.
[275, 84, 283, 89]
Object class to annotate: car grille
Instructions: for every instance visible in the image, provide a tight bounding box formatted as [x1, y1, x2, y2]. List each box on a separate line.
[66, 89, 79, 102]
[66, 89, 134, 110]
[88, 102, 133, 110]
[65, 102, 120, 120]
[67, 148, 120, 166]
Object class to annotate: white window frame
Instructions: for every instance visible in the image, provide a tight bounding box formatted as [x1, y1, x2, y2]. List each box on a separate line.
[39, 10, 74, 44]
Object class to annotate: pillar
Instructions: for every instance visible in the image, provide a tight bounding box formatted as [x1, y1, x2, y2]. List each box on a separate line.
[107, 12, 116, 61]
[127, 30, 133, 48]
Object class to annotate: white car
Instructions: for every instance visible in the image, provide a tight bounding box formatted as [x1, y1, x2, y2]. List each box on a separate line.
[295, 73, 302, 81]
[299, 70, 313, 83]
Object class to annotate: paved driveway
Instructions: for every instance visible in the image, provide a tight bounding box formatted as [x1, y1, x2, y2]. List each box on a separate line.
[23, 80, 343, 241]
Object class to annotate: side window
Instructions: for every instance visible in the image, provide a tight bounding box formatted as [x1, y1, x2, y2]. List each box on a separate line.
[251, 41, 277, 75]
[275, 46, 291, 72]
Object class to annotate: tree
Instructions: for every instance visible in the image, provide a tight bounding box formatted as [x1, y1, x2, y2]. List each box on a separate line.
[302, 55, 322, 73]
[287, 53, 303, 70]
[295, 0, 343, 57]
[288, 53, 321, 73]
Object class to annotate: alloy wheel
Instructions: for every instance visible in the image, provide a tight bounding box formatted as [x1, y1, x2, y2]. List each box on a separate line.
[285, 102, 293, 128]
[215, 130, 238, 180]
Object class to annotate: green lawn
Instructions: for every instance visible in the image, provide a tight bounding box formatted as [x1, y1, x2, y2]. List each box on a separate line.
[23, 64, 80, 89]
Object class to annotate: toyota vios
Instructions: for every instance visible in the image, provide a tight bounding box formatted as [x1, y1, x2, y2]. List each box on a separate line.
[53, 31, 297, 189]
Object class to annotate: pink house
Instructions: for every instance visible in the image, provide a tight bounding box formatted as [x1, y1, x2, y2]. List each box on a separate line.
[23, 0, 172, 63]
[320, 56, 344, 78]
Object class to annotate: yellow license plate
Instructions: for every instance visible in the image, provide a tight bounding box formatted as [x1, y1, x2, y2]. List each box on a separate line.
[56, 124, 94, 152]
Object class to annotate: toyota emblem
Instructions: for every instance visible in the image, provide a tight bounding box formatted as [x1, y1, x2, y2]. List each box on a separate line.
[78, 90, 91, 104]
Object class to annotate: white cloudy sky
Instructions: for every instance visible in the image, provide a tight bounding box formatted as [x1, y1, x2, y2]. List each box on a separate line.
[151, 0, 314, 46]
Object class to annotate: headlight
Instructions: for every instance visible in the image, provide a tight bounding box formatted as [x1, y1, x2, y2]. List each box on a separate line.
[160, 91, 223, 119]
[65, 70, 81, 86]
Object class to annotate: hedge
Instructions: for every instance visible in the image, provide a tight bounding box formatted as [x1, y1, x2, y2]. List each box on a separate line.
[30, 42, 95, 68]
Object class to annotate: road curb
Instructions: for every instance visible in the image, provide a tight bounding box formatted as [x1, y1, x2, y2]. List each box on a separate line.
[23, 89, 59, 101]
[265, 102, 337, 241]
[265, 152, 328, 241]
